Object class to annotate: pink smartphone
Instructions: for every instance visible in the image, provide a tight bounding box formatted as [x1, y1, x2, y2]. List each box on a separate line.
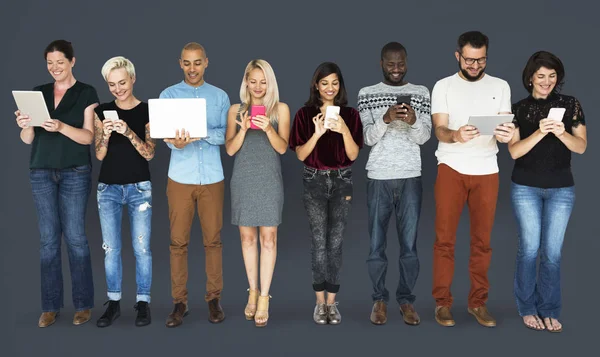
[250, 105, 266, 130]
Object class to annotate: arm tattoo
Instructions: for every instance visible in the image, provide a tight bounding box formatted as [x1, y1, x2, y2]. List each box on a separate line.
[94, 115, 109, 152]
[127, 124, 156, 160]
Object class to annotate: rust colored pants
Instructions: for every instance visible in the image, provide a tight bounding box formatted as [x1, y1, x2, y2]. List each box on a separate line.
[167, 178, 224, 303]
[432, 164, 499, 308]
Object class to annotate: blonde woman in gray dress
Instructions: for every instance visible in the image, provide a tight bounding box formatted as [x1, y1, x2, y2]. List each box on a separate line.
[225, 59, 290, 327]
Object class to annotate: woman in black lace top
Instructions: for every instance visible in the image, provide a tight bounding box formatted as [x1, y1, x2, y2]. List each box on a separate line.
[508, 51, 587, 333]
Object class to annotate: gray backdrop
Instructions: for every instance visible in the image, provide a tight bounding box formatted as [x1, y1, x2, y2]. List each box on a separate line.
[2, 0, 596, 355]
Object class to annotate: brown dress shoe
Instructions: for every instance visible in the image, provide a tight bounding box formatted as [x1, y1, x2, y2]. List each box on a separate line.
[165, 302, 188, 328]
[370, 301, 387, 325]
[73, 309, 92, 325]
[468, 306, 496, 327]
[208, 298, 225, 323]
[435, 306, 455, 327]
[38, 312, 59, 328]
[399, 304, 420, 325]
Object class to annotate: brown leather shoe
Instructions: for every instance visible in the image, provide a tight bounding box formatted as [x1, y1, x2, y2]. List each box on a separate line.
[435, 306, 455, 327]
[370, 301, 387, 325]
[208, 298, 225, 323]
[468, 306, 496, 327]
[399, 304, 420, 325]
[38, 312, 59, 328]
[165, 302, 188, 328]
[73, 309, 91, 325]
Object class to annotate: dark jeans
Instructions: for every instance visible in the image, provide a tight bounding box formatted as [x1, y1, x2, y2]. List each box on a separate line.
[511, 183, 575, 319]
[302, 166, 353, 293]
[366, 177, 422, 304]
[29, 165, 94, 312]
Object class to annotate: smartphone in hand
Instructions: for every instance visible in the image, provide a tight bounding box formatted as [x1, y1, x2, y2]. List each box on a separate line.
[324, 105, 340, 129]
[396, 95, 411, 107]
[250, 105, 266, 129]
[548, 107, 566, 122]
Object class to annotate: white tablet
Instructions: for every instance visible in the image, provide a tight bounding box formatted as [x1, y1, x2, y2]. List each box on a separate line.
[148, 98, 207, 139]
[12, 91, 51, 126]
[467, 114, 515, 135]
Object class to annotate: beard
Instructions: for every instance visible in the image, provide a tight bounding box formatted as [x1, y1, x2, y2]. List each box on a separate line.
[459, 63, 485, 81]
[382, 68, 406, 85]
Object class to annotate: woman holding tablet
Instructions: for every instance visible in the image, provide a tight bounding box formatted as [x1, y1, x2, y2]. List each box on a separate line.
[289, 62, 364, 325]
[93, 56, 155, 328]
[14, 40, 99, 327]
[508, 51, 587, 333]
[225, 59, 290, 327]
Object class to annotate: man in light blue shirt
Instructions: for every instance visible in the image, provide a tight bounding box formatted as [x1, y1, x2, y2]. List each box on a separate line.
[160, 42, 230, 328]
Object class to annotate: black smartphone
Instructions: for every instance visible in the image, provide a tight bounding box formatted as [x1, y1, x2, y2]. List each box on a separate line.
[396, 95, 412, 106]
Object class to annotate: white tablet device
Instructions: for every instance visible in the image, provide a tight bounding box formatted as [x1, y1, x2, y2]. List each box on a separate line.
[467, 114, 515, 135]
[148, 98, 207, 139]
[548, 107, 566, 122]
[324, 105, 340, 129]
[12, 90, 51, 126]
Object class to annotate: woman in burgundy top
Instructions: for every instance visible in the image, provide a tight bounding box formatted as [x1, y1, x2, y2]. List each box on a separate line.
[508, 51, 587, 333]
[289, 62, 364, 325]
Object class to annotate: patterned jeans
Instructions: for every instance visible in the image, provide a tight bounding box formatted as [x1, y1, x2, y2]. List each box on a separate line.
[302, 166, 353, 293]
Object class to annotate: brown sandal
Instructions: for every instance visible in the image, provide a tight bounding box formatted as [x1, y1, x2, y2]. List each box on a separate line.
[544, 317, 563, 333]
[523, 315, 545, 331]
[254, 295, 271, 327]
[244, 289, 259, 320]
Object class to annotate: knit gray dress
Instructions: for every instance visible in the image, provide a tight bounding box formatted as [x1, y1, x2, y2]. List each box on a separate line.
[230, 110, 283, 227]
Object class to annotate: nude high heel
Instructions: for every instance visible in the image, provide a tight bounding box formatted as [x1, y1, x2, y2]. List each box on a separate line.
[254, 295, 271, 327]
[245, 289, 259, 320]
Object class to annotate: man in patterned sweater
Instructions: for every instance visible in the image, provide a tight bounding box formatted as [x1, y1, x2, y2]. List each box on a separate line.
[357, 41, 431, 326]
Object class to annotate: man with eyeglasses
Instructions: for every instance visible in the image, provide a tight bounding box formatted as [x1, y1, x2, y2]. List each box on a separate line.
[430, 31, 515, 328]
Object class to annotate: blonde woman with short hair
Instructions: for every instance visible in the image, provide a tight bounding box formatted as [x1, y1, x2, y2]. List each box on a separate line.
[225, 59, 291, 327]
[93, 56, 156, 328]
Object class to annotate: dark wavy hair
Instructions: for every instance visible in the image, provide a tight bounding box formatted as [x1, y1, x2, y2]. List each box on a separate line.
[304, 62, 348, 108]
[522, 51, 565, 94]
[457, 31, 489, 52]
[44, 39, 74, 61]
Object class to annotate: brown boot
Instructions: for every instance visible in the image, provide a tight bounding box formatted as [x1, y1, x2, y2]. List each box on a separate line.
[73, 309, 91, 325]
[399, 304, 420, 325]
[468, 306, 496, 327]
[435, 306, 455, 327]
[38, 312, 59, 328]
[165, 302, 188, 328]
[370, 301, 387, 325]
[208, 298, 225, 323]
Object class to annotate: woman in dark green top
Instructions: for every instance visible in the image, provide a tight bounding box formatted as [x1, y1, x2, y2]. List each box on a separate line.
[14, 40, 99, 328]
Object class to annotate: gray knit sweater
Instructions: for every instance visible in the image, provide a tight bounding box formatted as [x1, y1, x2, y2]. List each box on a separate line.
[357, 82, 431, 179]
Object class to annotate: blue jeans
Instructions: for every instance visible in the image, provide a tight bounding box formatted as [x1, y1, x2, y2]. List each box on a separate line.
[97, 181, 152, 302]
[511, 183, 575, 319]
[29, 165, 94, 312]
[366, 177, 422, 304]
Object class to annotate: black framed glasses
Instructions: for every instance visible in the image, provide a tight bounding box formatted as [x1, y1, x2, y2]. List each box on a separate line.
[459, 53, 487, 65]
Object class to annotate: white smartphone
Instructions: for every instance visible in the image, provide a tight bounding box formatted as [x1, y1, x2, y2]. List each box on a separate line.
[324, 106, 340, 129]
[103, 110, 120, 122]
[548, 108, 566, 122]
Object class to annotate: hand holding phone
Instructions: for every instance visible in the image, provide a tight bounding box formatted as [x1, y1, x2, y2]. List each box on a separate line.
[250, 105, 266, 130]
[324, 105, 340, 129]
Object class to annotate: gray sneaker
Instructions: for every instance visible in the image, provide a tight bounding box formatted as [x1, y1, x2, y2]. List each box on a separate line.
[313, 303, 328, 325]
[327, 303, 341, 325]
